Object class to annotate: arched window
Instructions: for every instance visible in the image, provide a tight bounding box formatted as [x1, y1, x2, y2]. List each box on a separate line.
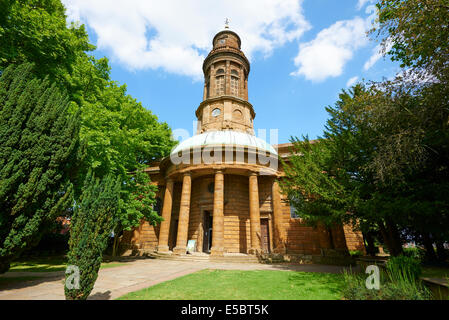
[215, 73, 225, 96]
[230, 76, 239, 96]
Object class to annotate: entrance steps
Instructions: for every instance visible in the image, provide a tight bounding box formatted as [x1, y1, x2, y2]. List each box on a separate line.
[149, 252, 260, 264]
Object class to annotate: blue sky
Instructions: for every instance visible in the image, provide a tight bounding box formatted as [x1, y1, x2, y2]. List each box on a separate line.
[63, 0, 400, 144]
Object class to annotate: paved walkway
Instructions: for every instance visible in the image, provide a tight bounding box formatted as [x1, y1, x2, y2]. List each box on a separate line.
[0, 259, 352, 300]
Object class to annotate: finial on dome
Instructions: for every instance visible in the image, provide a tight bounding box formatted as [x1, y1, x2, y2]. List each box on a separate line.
[224, 18, 230, 29]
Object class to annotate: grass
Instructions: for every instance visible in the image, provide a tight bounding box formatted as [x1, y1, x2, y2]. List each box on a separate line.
[118, 269, 345, 300]
[9, 256, 126, 272]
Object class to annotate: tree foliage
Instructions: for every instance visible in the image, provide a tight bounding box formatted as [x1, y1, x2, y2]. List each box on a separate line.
[0, 0, 93, 85]
[112, 169, 162, 256]
[65, 172, 120, 300]
[374, 0, 449, 81]
[0, 63, 80, 273]
[0, 0, 175, 245]
[282, 138, 351, 228]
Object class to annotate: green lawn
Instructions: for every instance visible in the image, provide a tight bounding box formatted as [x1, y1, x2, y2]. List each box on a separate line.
[118, 269, 345, 300]
[9, 256, 126, 272]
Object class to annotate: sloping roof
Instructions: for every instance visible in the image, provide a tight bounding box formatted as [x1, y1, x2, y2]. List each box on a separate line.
[170, 130, 278, 156]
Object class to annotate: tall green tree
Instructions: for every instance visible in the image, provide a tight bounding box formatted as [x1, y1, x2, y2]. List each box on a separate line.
[0, 0, 93, 85]
[0, 63, 80, 273]
[112, 169, 162, 257]
[65, 172, 120, 300]
[0, 1, 176, 251]
[375, 0, 449, 82]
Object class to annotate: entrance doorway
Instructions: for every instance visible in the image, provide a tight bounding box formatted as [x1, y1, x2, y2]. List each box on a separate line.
[203, 211, 213, 253]
[260, 219, 270, 253]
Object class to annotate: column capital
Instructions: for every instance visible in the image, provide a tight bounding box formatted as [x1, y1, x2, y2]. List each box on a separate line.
[183, 171, 192, 177]
[248, 170, 258, 177]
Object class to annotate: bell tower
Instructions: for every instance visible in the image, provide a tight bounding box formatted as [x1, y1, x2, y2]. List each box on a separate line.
[195, 24, 255, 135]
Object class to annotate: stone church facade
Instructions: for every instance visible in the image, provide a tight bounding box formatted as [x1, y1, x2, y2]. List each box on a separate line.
[120, 27, 365, 260]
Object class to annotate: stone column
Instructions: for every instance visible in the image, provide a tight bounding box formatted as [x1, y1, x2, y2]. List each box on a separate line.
[173, 173, 192, 255]
[210, 170, 224, 256]
[272, 178, 286, 253]
[249, 172, 261, 254]
[157, 179, 174, 253]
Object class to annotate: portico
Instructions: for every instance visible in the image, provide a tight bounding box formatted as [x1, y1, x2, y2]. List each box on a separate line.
[156, 166, 285, 256]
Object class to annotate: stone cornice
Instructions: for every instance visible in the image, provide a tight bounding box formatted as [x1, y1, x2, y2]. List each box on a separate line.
[195, 95, 256, 119]
[202, 49, 250, 75]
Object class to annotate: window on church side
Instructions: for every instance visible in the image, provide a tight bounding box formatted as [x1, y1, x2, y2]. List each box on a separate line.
[216, 75, 225, 96]
[230, 76, 239, 96]
[290, 205, 300, 219]
[288, 195, 301, 219]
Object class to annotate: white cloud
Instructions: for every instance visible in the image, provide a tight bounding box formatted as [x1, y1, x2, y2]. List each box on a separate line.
[291, 3, 378, 82]
[364, 40, 393, 70]
[356, 0, 373, 10]
[346, 76, 359, 87]
[62, 0, 310, 80]
[291, 17, 369, 82]
[363, 44, 382, 70]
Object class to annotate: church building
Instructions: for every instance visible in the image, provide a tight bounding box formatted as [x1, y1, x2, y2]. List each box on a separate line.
[121, 26, 365, 261]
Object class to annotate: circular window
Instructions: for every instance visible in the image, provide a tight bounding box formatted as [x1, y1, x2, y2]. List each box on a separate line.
[212, 108, 221, 117]
[207, 182, 214, 193]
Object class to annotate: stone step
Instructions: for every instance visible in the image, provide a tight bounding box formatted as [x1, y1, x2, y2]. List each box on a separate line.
[148, 252, 261, 264]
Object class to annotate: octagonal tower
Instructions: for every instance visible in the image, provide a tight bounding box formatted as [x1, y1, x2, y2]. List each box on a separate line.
[196, 27, 254, 134]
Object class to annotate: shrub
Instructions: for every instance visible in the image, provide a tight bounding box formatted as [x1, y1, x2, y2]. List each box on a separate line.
[342, 261, 430, 300]
[403, 247, 425, 261]
[386, 255, 422, 281]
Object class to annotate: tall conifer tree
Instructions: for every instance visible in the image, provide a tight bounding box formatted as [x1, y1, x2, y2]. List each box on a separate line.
[65, 172, 120, 300]
[0, 63, 80, 273]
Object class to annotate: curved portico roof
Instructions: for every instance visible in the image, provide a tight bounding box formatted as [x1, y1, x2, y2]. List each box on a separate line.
[170, 130, 278, 156]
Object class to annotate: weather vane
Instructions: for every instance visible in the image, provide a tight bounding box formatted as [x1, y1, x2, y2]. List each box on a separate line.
[224, 18, 230, 29]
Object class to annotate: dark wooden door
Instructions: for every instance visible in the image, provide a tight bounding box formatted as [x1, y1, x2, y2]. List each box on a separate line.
[260, 219, 270, 253]
[169, 219, 178, 250]
[203, 211, 213, 253]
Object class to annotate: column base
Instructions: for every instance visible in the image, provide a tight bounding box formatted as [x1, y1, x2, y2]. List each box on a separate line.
[273, 247, 287, 254]
[210, 247, 224, 257]
[173, 246, 187, 255]
[248, 248, 261, 255]
[157, 245, 170, 253]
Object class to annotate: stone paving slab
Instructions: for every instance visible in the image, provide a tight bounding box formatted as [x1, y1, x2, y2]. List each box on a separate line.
[0, 259, 353, 300]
